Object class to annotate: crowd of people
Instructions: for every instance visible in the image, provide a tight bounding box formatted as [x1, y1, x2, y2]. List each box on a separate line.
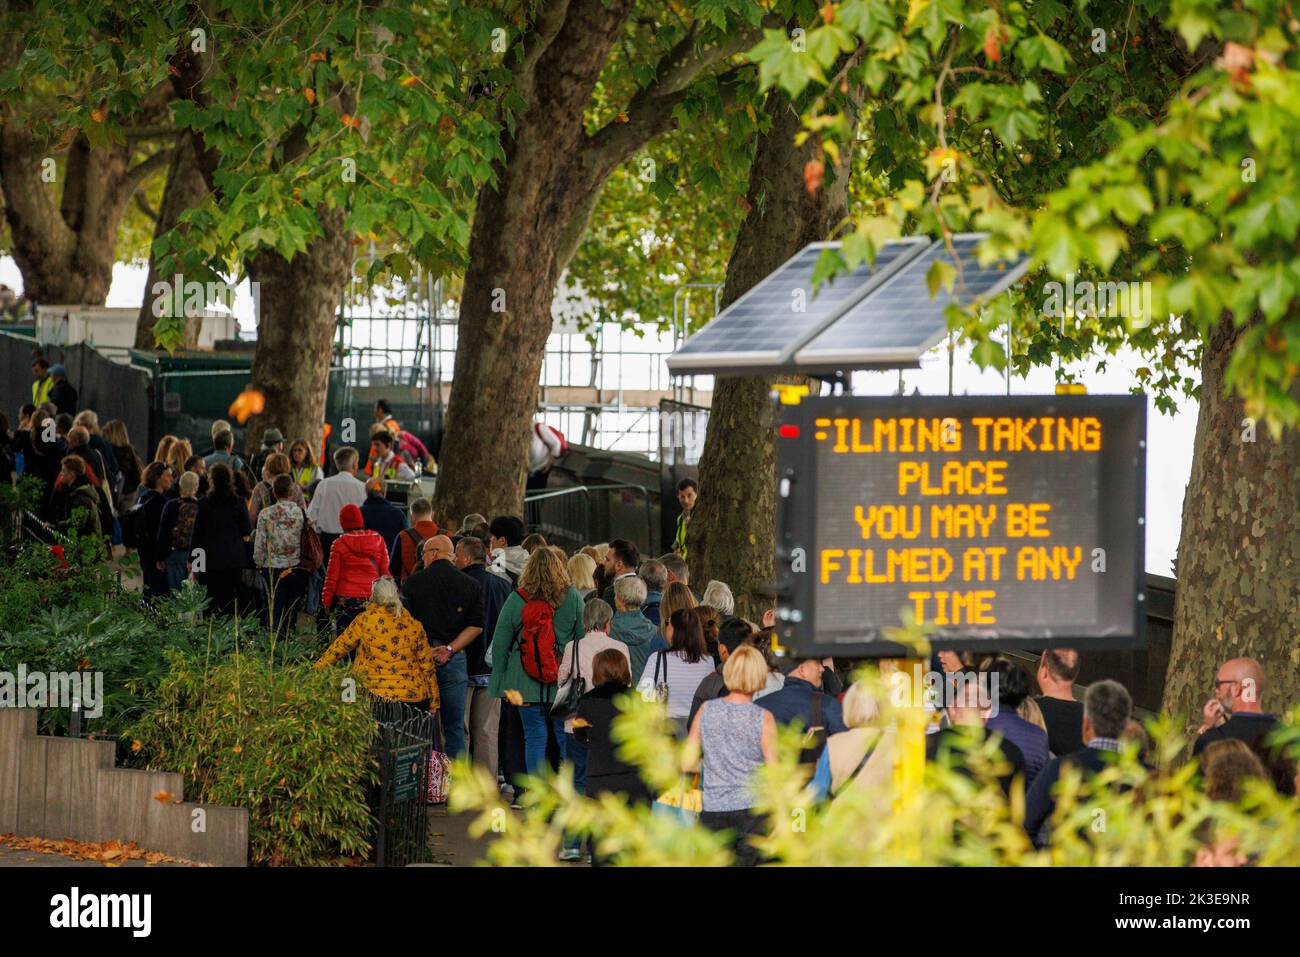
[5, 359, 1296, 868]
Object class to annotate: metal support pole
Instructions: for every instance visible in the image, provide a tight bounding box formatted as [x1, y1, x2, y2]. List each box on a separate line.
[1006, 314, 1012, 395]
[947, 332, 955, 396]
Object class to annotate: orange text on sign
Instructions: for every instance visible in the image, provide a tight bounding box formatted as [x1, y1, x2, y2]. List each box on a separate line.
[906, 590, 997, 625]
[897, 460, 1008, 496]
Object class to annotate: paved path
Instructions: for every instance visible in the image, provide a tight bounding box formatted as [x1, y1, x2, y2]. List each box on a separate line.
[425, 808, 494, 866]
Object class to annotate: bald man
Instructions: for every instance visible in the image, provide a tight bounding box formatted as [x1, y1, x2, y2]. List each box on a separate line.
[401, 532, 483, 759]
[1193, 657, 1276, 757]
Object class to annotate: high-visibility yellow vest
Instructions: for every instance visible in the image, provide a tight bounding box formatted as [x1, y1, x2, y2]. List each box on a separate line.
[674, 511, 690, 559]
[32, 376, 52, 406]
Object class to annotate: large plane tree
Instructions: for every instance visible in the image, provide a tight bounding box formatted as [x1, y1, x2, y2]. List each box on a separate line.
[431, 0, 785, 521]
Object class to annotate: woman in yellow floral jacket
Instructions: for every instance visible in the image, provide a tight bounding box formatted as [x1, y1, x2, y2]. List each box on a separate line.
[315, 577, 440, 710]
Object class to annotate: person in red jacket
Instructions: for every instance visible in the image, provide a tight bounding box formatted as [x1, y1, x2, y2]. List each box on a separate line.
[323, 503, 390, 634]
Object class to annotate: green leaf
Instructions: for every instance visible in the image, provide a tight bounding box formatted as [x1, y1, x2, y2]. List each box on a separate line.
[927, 258, 957, 299]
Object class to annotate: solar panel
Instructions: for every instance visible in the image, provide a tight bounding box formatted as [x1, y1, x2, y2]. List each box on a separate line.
[667, 238, 929, 373]
[793, 233, 1028, 370]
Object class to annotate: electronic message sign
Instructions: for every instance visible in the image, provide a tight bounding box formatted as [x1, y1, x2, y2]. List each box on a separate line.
[774, 395, 1146, 656]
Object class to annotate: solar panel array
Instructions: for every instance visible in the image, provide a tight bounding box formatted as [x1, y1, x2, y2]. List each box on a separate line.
[667, 233, 1028, 376]
[794, 234, 1027, 368]
[667, 239, 926, 372]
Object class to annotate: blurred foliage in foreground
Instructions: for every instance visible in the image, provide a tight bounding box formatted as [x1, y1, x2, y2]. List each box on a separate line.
[451, 669, 1300, 866]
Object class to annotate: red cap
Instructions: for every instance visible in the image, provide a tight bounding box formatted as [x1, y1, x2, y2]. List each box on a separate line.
[339, 503, 364, 531]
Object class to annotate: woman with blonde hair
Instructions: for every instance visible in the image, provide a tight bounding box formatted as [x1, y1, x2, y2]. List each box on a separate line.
[568, 552, 597, 600]
[489, 545, 584, 777]
[250, 450, 304, 520]
[684, 645, 778, 866]
[588, 542, 609, 595]
[1017, 695, 1048, 733]
[809, 679, 895, 803]
[314, 576, 439, 710]
[658, 580, 697, 640]
[164, 438, 192, 482]
[153, 434, 179, 469]
[102, 418, 143, 506]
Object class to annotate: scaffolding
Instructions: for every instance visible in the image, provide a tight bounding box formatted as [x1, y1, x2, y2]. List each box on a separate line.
[334, 255, 719, 459]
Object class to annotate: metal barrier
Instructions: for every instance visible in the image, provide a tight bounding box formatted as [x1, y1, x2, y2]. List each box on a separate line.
[524, 483, 656, 554]
[525, 486, 591, 553]
[370, 698, 435, 867]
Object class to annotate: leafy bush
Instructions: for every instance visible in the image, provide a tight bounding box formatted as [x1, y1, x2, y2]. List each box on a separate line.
[0, 552, 304, 741]
[451, 671, 1300, 867]
[1, 537, 379, 865]
[130, 649, 378, 866]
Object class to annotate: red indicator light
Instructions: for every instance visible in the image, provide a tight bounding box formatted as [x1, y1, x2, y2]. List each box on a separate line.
[778, 424, 800, 439]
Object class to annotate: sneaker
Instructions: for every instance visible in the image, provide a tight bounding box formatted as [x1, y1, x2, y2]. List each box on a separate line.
[558, 848, 582, 862]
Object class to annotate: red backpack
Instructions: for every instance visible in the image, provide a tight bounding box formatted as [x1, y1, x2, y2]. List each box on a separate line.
[514, 588, 560, 684]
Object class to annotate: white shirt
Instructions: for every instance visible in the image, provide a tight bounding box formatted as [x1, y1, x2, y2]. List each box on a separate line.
[637, 650, 718, 721]
[306, 471, 366, 534]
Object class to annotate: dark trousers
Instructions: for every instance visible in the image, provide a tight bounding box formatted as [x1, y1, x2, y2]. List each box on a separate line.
[140, 560, 169, 599]
[199, 568, 242, 617]
[499, 702, 527, 790]
[498, 702, 565, 793]
[314, 533, 340, 627]
[700, 808, 769, 867]
[269, 567, 310, 638]
[333, 596, 367, 636]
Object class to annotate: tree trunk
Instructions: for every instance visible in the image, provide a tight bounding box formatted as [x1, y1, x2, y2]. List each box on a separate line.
[243, 206, 352, 459]
[432, 0, 636, 523]
[0, 127, 135, 305]
[1162, 317, 1300, 722]
[135, 135, 210, 349]
[689, 90, 859, 621]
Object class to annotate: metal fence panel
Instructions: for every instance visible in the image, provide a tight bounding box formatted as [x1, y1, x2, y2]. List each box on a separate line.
[0, 334, 151, 449]
[370, 698, 434, 867]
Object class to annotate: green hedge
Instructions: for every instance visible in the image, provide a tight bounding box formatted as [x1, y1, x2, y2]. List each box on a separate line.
[0, 538, 379, 866]
[130, 650, 377, 866]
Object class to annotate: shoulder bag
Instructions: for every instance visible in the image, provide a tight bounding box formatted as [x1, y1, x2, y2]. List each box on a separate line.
[297, 506, 324, 572]
[551, 632, 586, 715]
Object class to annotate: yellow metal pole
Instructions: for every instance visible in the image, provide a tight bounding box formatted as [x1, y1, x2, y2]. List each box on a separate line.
[880, 656, 928, 861]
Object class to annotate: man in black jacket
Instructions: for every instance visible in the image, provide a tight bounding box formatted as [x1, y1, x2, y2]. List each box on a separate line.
[359, 477, 407, 551]
[1192, 658, 1277, 758]
[1024, 679, 1133, 847]
[48, 364, 78, 415]
[401, 534, 482, 760]
[454, 535, 514, 782]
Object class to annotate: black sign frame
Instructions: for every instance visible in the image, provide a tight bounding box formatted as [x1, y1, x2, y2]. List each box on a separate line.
[775, 394, 1147, 657]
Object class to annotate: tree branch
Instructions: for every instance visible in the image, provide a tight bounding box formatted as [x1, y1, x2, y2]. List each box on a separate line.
[134, 192, 160, 222]
[584, 16, 776, 175]
[513, 0, 572, 107]
[124, 125, 184, 141]
[122, 148, 174, 195]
